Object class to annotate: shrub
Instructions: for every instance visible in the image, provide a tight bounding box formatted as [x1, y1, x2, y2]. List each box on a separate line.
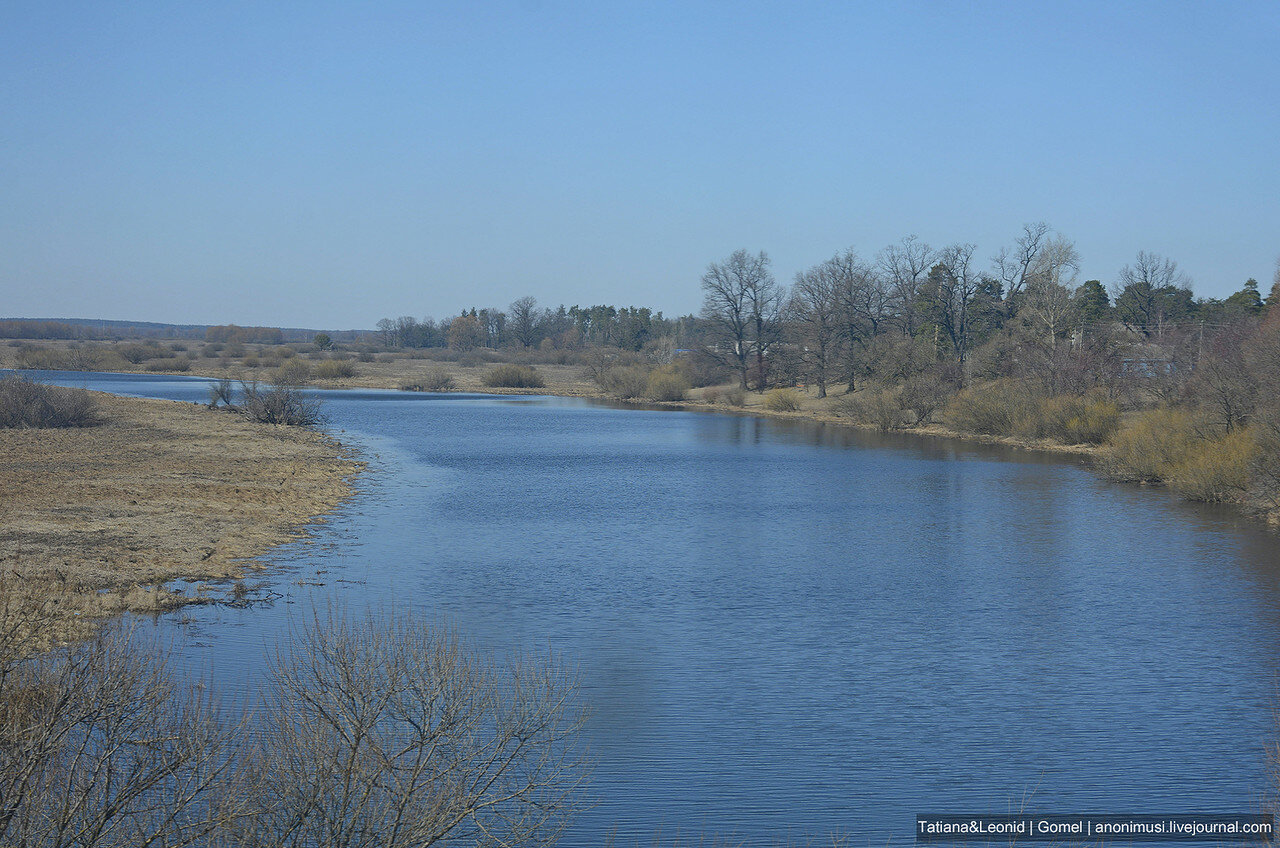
[702, 387, 721, 404]
[943, 379, 1042, 436]
[401, 368, 456, 392]
[357, 351, 375, 362]
[481, 364, 545, 388]
[836, 388, 904, 431]
[243, 355, 260, 368]
[644, 366, 690, 402]
[15, 347, 130, 372]
[1169, 429, 1257, 502]
[312, 360, 356, 380]
[115, 342, 158, 364]
[763, 388, 804, 412]
[596, 366, 649, 399]
[723, 386, 747, 407]
[0, 376, 102, 428]
[207, 377, 235, 408]
[144, 357, 191, 372]
[1104, 408, 1199, 482]
[272, 358, 312, 386]
[239, 381, 323, 426]
[899, 371, 957, 425]
[1037, 393, 1121, 445]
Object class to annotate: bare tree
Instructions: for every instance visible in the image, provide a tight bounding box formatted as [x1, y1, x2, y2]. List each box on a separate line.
[701, 250, 775, 391]
[992, 221, 1051, 303]
[233, 607, 590, 848]
[788, 264, 841, 397]
[1021, 235, 1081, 346]
[508, 296, 540, 349]
[821, 249, 879, 391]
[1113, 251, 1194, 338]
[929, 243, 984, 368]
[877, 236, 935, 337]
[0, 616, 247, 848]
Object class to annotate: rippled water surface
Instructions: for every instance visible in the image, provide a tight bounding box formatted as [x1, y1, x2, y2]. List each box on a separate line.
[35, 371, 1280, 844]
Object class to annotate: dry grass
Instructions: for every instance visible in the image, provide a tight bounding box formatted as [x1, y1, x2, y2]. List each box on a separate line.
[0, 392, 362, 639]
[763, 388, 805, 412]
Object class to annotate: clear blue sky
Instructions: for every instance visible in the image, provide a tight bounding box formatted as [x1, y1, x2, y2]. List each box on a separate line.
[3, 1, 1277, 329]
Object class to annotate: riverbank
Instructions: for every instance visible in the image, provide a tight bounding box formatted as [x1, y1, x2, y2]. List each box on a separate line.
[0, 391, 363, 642]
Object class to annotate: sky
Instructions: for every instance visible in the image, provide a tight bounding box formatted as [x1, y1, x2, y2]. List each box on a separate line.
[2, 1, 1278, 330]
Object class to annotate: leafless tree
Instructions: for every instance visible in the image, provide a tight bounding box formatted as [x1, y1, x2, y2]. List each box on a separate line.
[821, 249, 880, 391]
[877, 236, 935, 337]
[788, 264, 841, 398]
[230, 607, 590, 848]
[0, 612, 247, 848]
[508, 296, 540, 349]
[1112, 251, 1193, 338]
[992, 221, 1051, 303]
[930, 243, 983, 368]
[1021, 235, 1081, 346]
[701, 250, 777, 391]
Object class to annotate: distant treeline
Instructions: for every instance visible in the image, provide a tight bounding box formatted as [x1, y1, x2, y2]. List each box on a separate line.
[1, 318, 363, 344]
[375, 304, 700, 353]
[0, 320, 95, 340]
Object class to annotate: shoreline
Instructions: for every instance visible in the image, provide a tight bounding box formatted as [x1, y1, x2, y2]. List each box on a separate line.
[0, 389, 364, 643]
[17, 361, 1100, 459]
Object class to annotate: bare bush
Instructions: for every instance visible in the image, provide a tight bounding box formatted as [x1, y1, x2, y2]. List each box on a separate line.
[835, 388, 904, 431]
[898, 371, 956, 425]
[943, 379, 1043, 436]
[597, 366, 650, 399]
[145, 356, 192, 372]
[271, 359, 312, 386]
[1037, 393, 1120, 445]
[239, 381, 324, 426]
[312, 359, 356, 380]
[1169, 429, 1256, 502]
[233, 608, 590, 848]
[401, 367, 456, 392]
[763, 388, 804, 412]
[0, 619, 247, 847]
[0, 376, 102, 428]
[15, 346, 130, 372]
[644, 366, 690, 402]
[1104, 408, 1200, 482]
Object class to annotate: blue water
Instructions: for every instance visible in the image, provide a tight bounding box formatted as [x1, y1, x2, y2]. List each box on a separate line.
[28, 370, 1280, 844]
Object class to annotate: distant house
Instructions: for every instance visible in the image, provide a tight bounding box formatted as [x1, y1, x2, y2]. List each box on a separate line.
[1120, 343, 1177, 376]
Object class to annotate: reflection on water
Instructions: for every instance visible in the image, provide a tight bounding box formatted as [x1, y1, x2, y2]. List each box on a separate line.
[25, 371, 1280, 845]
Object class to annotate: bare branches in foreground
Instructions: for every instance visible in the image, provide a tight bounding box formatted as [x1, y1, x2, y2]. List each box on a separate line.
[0, 589, 590, 848]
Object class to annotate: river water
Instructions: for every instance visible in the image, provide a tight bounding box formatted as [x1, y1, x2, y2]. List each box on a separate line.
[31, 371, 1280, 844]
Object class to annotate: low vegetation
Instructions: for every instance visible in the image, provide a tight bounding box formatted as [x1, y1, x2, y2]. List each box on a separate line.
[401, 366, 456, 392]
[481, 363, 545, 388]
[762, 388, 804, 412]
[312, 358, 356, 379]
[0, 597, 588, 848]
[644, 365, 690, 401]
[0, 375, 101, 428]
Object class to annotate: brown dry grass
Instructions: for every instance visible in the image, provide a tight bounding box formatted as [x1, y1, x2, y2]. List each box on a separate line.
[0, 392, 362, 640]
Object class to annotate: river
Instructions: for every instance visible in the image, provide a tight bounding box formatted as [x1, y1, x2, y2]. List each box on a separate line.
[33, 371, 1280, 845]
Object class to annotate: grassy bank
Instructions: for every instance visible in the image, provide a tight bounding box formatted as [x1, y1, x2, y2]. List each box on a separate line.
[0, 388, 363, 643]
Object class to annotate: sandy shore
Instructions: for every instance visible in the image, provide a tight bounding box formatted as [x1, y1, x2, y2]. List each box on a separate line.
[0, 391, 363, 639]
